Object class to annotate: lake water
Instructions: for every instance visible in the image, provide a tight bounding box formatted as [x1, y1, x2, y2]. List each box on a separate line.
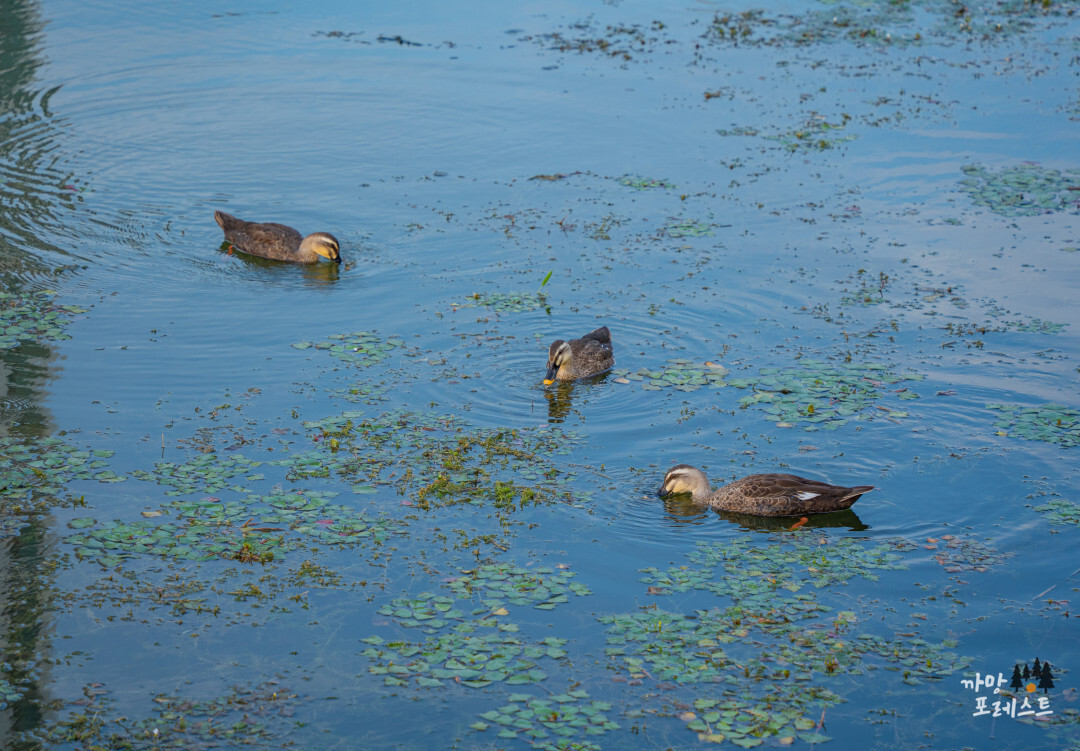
[1, 0, 1078, 747]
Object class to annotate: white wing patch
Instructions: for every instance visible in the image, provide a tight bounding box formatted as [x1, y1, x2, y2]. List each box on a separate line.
[795, 491, 821, 501]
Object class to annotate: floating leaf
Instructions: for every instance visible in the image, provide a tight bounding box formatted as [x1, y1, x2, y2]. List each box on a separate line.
[985, 402, 1080, 448]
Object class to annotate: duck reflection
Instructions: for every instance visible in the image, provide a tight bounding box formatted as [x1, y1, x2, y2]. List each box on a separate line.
[544, 373, 610, 424]
[714, 507, 868, 532]
[658, 489, 714, 524]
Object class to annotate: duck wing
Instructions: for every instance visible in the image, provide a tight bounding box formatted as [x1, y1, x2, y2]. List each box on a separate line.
[715, 474, 873, 516]
[214, 211, 303, 261]
[573, 335, 615, 375]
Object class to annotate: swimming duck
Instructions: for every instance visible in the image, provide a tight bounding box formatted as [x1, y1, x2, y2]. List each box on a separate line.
[658, 464, 873, 517]
[214, 211, 341, 264]
[544, 326, 614, 384]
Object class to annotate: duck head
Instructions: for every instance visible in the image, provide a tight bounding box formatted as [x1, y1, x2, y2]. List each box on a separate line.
[658, 464, 709, 502]
[301, 232, 342, 264]
[544, 340, 571, 385]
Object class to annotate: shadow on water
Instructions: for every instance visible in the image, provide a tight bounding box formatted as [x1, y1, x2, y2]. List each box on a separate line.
[0, 0, 93, 740]
[0, 0, 91, 276]
[714, 507, 869, 532]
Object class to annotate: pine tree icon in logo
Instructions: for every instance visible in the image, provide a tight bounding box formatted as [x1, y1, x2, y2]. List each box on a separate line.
[1039, 662, 1055, 694]
[1010, 664, 1023, 691]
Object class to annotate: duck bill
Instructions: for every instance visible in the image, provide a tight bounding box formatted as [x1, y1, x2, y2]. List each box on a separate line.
[543, 365, 558, 385]
[333, 255, 342, 265]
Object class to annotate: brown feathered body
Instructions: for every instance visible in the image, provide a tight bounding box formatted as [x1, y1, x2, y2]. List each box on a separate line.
[214, 210, 341, 264]
[544, 326, 614, 384]
[658, 464, 872, 517]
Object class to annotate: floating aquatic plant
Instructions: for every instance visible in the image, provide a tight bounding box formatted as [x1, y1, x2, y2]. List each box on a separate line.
[852, 633, 968, 685]
[327, 380, 389, 404]
[839, 268, 894, 307]
[614, 359, 728, 392]
[67, 489, 395, 567]
[765, 114, 856, 153]
[445, 563, 592, 610]
[359, 623, 558, 689]
[0, 677, 24, 709]
[0, 437, 121, 501]
[959, 163, 1080, 217]
[521, 18, 675, 62]
[291, 331, 404, 367]
[1004, 317, 1068, 334]
[0, 288, 86, 350]
[610, 532, 969, 746]
[472, 690, 618, 750]
[729, 359, 922, 430]
[665, 220, 714, 238]
[282, 408, 585, 513]
[461, 291, 549, 314]
[0, 436, 121, 536]
[32, 679, 302, 749]
[986, 402, 1080, 448]
[680, 690, 837, 746]
[618, 175, 675, 190]
[716, 125, 760, 137]
[923, 535, 1012, 573]
[600, 609, 842, 742]
[378, 593, 466, 632]
[131, 453, 263, 496]
[688, 534, 911, 589]
[1032, 499, 1080, 526]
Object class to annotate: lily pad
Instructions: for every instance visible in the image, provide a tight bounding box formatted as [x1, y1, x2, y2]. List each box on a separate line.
[986, 402, 1080, 448]
[959, 163, 1080, 217]
[613, 359, 728, 392]
[462, 291, 548, 314]
[730, 359, 923, 430]
[471, 690, 618, 750]
[445, 563, 591, 610]
[0, 289, 86, 350]
[293, 330, 403, 368]
[1032, 499, 1080, 526]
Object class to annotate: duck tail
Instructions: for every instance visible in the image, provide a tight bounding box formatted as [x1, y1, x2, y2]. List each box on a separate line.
[847, 485, 874, 501]
[583, 326, 611, 345]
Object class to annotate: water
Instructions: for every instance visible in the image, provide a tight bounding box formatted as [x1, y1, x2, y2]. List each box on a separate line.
[0, 0, 1078, 747]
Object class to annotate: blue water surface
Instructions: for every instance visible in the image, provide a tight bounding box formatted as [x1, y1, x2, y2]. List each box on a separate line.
[0, 0, 1077, 747]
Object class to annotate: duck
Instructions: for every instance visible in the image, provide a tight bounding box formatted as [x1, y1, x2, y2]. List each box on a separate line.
[214, 210, 341, 264]
[658, 464, 873, 517]
[544, 326, 614, 384]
